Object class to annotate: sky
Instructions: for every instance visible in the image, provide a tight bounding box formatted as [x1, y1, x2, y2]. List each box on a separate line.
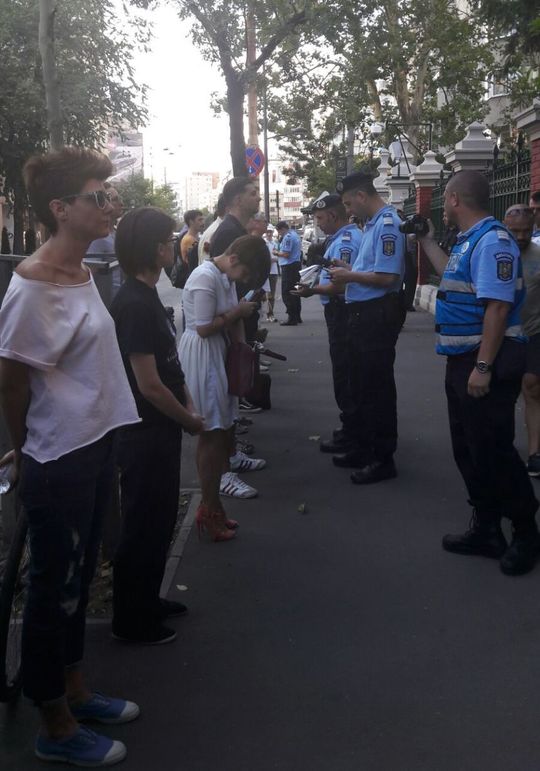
[133, 5, 233, 186]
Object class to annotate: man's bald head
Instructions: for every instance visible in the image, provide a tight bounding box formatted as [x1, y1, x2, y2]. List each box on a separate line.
[445, 171, 490, 212]
[504, 203, 534, 251]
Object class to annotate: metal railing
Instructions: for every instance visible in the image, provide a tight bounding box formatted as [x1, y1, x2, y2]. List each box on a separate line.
[485, 146, 531, 222]
[402, 185, 417, 218]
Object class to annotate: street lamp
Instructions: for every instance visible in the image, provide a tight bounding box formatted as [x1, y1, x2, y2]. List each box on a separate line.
[384, 120, 433, 172]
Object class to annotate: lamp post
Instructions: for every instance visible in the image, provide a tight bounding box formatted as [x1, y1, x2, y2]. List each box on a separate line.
[384, 121, 433, 172]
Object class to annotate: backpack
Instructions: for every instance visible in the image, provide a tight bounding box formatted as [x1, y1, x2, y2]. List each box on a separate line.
[171, 236, 199, 289]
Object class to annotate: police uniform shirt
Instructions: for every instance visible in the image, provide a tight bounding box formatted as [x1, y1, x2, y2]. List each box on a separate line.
[318, 223, 363, 305]
[345, 206, 405, 303]
[278, 229, 302, 267]
[532, 229, 540, 246]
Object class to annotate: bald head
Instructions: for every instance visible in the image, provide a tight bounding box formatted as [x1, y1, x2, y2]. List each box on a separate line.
[504, 203, 534, 251]
[445, 171, 490, 212]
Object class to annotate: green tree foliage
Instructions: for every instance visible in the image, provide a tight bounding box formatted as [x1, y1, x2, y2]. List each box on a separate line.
[115, 173, 179, 221]
[0, 0, 148, 251]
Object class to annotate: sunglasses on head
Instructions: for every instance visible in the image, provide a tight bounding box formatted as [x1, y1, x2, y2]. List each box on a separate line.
[60, 190, 112, 209]
[506, 207, 534, 217]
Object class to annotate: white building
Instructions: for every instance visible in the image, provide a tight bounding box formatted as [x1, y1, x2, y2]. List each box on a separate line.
[184, 172, 221, 212]
[266, 158, 309, 225]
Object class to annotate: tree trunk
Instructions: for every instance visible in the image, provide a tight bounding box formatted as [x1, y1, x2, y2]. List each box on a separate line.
[12, 183, 25, 255]
[38, 0, 64, 150]
[346, 125, 355, 173]
[226, 74, 248, 177]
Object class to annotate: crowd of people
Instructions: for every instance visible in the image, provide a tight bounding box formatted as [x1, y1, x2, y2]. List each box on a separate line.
[1, 143, 540, 767]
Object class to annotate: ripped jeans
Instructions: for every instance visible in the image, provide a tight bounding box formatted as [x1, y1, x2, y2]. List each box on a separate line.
[18, 433, 115, 704]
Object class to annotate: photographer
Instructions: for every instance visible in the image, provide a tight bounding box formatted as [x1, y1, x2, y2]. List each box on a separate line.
[418, 171, 539, 576]
[327, 172, 405, 485]
[292, 194, 362, 454]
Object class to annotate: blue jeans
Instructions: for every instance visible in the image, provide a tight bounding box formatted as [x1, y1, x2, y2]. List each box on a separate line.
[18, 433, 115, 704]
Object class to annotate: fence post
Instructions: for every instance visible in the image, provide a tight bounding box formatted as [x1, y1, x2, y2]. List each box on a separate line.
[410, 151, 444, 285]
[386, 139, 416, 207]
[516, 99, 540, 194]
[445, 121, 494, 173]
[373, 148, 391, 202]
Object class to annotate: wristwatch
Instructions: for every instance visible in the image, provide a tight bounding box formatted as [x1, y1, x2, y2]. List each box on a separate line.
[475, 360, 492, 374]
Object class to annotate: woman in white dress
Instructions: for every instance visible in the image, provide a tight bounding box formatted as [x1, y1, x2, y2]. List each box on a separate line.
[179, 235, 270, 541]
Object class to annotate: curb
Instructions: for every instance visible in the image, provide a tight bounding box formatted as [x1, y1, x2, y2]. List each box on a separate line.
[160, 489, 201, 599]
[414, 284, 437, 314]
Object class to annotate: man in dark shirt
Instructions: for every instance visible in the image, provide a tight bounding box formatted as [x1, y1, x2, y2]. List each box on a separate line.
[210, 177, 261, 259]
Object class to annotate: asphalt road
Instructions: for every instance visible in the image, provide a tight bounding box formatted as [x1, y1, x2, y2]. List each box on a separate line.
[2, 295, 540, 771]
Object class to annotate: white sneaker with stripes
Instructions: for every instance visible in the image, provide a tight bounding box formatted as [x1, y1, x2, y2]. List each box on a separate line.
[230, 451, 266, 472]
[220, 472, 258, 498]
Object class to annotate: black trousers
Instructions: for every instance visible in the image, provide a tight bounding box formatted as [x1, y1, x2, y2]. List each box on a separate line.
[281, 263, 301, 321]
[445, 352, 538, 528]
[347, 294, 403, 462]
[324, 299, 354, 430]
[113, 421, 182, 633]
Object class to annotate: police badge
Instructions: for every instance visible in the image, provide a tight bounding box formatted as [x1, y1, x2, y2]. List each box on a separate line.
[381, 235, 396, 256]
[495, 252, 513, 282]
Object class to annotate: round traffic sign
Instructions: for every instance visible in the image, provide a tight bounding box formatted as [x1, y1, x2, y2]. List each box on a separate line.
[245, 145, 266, 177]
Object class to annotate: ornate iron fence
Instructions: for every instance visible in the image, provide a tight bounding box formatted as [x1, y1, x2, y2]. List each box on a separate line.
[484, 143, 531, 221]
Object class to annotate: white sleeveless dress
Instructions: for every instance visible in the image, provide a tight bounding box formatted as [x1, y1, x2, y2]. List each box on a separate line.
[178, 260, 239, 431]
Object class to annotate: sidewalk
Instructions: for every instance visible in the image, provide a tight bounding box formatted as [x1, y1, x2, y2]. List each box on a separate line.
[2, 300, 540, 771]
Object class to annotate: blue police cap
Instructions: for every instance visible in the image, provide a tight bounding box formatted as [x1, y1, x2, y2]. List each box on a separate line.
[310, 194, 342, 212]
[336, 171, 375, 194]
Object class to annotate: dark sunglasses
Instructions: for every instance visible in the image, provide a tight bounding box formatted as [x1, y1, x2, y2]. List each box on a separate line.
[60, 190, 112, 209]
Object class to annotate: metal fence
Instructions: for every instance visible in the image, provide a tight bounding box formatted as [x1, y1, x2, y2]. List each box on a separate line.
[402, 185, 417, 218]
[485, 147, 531, 221]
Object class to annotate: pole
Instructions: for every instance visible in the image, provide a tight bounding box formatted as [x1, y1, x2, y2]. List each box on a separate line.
[263, 76, 270, 221]
[276, 190, 280, 221]
[246, 9, 258, 147]
[346, 125, 355, 174]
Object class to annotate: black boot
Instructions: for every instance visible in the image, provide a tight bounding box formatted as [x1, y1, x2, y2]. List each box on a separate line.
[320, 436, 356, 454]
[350, 459, 397, 485]
[442, 511, 507, 558]
[500, 525, 540, 576]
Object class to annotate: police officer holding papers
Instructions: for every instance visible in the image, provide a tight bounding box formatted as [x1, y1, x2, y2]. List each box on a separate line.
[292, 194, 362, 451]
[418, 170, 540, 575]
[329, 171, 406, 485]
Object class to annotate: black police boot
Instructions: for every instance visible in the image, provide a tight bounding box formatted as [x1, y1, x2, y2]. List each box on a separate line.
[332, 449, 368, 468]
[320, 436, 356, 454]
[500, 525, 540, 576]
[333, 427, 345, 441]
[350, 458, 397, 485]
[442, 511, 507, 558]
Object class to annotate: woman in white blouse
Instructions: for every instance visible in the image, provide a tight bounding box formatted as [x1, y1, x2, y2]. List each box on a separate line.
[0, 148, 140, 767]
[179, 235, 269, 541]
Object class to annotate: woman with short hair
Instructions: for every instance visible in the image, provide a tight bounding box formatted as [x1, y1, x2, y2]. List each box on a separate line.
[0, 147, 140, 767]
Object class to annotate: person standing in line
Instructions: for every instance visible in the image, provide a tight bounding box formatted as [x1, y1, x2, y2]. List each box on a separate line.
[264, 225, 279, 322]
[110, 206, 205, 645]
[180, 209, 205, 267]
[329, 172, 406, 485]
[86, 182, 123, 255]
[0, 147, 140, 767]
[198, 195, 226, 265]
[529, 190, 540, 245]
[210, 177, 261, 258]
[291, 194, 362, 453]
[274, 221, 303, 326]
[503, 204, 540, 477]
[419, 171, 540, 576]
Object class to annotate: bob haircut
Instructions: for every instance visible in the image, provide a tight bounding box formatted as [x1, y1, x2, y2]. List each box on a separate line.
[115, 206, 176, 276]
[23, 147, 113, 234]
[224, 234, 271, 290]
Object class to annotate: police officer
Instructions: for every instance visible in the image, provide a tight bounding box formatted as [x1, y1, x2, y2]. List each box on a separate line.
[292, 194, 362, 452]
[418, 170, 540, 575]
[329, 171, 406, 485]
[274, 221, 303, 326]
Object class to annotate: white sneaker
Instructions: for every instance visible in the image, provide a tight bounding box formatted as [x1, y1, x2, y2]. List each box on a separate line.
[220, 472, 258, 498]
[230, 451, 266, 472]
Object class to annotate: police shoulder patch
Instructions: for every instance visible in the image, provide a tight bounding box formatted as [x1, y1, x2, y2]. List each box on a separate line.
[339, 248, 352, 263]
[495, 251, 514, 281]
[341, 231, 352, 242]
[497, 229, 510, 241]
[381, 234, 397, 256]
[383, 215, 394, 226]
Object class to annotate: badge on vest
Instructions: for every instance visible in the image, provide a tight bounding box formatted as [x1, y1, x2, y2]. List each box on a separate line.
[381, 234, 396, 256]
[495, 252, 513, 281]
[339, 248, 352, 262]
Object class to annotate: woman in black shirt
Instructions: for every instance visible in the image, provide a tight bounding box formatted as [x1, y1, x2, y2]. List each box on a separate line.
[111, 207, 204, 645]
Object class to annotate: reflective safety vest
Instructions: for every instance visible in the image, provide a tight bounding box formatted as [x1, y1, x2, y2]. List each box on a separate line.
[435, 219, 525, 355]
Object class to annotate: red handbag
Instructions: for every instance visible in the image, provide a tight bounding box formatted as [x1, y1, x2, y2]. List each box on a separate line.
[225, 342, 256, 397]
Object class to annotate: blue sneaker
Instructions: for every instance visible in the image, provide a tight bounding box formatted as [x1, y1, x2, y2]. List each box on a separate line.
[70, 692, 140, 724]
[35, 726, 126, 766]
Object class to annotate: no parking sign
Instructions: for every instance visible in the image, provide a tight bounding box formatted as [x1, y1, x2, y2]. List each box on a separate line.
[245, 145, 266, 177]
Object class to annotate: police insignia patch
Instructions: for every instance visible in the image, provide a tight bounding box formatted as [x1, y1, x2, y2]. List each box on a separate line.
[382, 235, 396, 256]
[316, 200, 326, 208]
[339, 248, 352, 262]
[496, 260, 513, 281]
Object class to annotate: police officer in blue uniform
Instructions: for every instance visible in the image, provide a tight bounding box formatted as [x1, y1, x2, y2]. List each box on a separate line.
[329, 171, 406, 485]
[419, 170, 540, 575]
[292, 194, 362, 452]
[274, 221, 303, 326]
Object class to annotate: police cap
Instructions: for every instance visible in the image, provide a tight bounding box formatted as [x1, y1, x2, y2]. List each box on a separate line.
[310, 194, 342, 212]
[336, 171, 375, 195]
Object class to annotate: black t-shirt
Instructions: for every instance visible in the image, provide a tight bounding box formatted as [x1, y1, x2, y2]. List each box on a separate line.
[110, 277, 186, 426]
[209, 214, 246, 258]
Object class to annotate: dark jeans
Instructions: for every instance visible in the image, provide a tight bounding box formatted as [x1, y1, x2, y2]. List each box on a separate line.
[113, 421, 182, 634]
[18, 434, 115, 704]
[445, 353, 538, 528]
[324, 299, 354, 430]
[281, 263, 301, 321]
[347, 294, 403, 462]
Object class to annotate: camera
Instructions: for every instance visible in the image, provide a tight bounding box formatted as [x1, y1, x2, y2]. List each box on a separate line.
[399, 214, 430, 237]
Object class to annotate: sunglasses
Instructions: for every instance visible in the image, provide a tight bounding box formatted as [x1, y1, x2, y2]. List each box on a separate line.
[60, 190, 113, 209]
[506, 207, 534, 217]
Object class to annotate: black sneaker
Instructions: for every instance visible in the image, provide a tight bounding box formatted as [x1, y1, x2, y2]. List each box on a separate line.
[442, 515, 507, 559]
[112, 624, 177, 645]
[239, 399, 262, 414]
[527, 453, 540, 477]
[350, 459, 397, 485]
[500, 531, 540, 575]
[159, 598, 188, 618]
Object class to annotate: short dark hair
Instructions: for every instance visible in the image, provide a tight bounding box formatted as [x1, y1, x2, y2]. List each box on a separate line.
[276, 220, 289, 230]
[224, 235, 271, 289]
[446, 171, 490, 212]
[115, 206, 176, 276]
[221, 177, 254, 208]
[215, 194, 227, 218]
[23, 146, 113, 234]
[184, 209, 202, 226]
[531, 190, 540, 204]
